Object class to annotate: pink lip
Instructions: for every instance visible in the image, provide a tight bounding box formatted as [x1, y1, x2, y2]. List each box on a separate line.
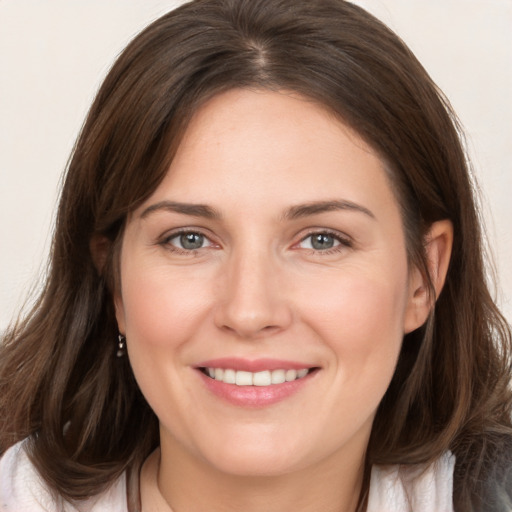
[197, 369, 315, 407]
[196, 357, 313, 372]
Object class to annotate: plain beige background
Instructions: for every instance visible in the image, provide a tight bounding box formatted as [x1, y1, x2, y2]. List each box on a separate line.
[1, 0, 511, 331]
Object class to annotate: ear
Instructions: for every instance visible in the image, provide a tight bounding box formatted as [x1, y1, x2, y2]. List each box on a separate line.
[403, 220, 453, 333]
[113, 292, 127, 335]
[89, 234, 110, 274]
[90, 234, 127, 334]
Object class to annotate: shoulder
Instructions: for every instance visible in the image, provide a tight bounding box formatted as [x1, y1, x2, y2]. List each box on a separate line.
[0, 439, 129, 512]
[450, 432, 512, 512]
[367, 451, 456, 512]
[473, 435, 512, 512]
[0, 439, 57, 511]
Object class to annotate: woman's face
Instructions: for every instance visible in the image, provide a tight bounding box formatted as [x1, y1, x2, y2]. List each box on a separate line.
[115, 89, 425, 477]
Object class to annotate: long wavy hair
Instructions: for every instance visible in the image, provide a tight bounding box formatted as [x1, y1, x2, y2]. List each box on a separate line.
[1, 1, 511, 510]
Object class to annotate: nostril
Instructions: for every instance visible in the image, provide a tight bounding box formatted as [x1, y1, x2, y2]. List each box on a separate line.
[219, 322, 282, 339]
[213, 285, 294, 338]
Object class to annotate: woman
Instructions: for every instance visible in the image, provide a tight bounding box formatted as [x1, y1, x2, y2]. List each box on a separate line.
[1, 0, 511, 510]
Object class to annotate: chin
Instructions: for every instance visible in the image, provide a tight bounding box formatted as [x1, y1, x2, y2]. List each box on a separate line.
[209, 452, 304, 478]
[196, 432, 316, 478]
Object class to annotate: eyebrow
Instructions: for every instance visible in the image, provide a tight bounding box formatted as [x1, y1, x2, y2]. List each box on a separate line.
[283, 200, 375, 220]
[140, 201, 222, 220]
[140, 199, 375, 222]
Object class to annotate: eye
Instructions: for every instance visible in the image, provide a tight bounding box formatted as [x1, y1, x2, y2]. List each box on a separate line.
[165, 231, 213, 251]
[297, 231, 351, 251]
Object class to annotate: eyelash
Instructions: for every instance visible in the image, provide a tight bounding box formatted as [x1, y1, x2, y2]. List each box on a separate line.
[158, 228, 353, 256]
[159, 229, 215, 256]
[296, 229, 353, 255]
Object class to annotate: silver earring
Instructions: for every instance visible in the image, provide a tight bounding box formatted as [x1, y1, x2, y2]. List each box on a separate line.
[117, 334, 126, 358]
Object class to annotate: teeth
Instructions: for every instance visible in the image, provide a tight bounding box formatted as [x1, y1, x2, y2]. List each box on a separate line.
[235, 371, 253, 386]
[271, 369, 286, 384]
[253, 371, 271, 386]
[285, 369, 297, 381]
[204, 367, 311, 386]
[223, 369, 236, 384]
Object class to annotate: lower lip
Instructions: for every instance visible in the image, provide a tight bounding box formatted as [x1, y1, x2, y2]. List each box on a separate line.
[197, 370, 315, 407]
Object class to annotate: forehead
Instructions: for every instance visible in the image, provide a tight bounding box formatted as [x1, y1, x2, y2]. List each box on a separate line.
[133, 88, 400, 225]
[178, 88, 370, 165]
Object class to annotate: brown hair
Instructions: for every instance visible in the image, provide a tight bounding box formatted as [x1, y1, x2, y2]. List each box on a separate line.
[1, 0, 511, 510]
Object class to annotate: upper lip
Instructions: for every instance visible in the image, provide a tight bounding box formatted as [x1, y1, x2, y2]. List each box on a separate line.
[196, 358, 317, 373]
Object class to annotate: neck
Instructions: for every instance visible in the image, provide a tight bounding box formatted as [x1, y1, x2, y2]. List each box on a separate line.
[144, 435, 367, 512]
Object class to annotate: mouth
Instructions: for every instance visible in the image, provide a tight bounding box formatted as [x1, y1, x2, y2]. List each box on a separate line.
[199, 367, 317, 386]
[195, 360, 320, 407]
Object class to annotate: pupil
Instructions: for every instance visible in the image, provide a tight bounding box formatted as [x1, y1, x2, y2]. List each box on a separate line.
[312, 234, 334, 250]
[180, 233, 203, 250]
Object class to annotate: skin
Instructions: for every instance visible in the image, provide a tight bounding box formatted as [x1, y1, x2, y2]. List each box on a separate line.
[114, 89, 453, 512]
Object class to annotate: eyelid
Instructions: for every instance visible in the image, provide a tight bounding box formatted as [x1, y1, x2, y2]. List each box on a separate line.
[156, 226, 352, 254]
[158, 227, 219, 253]
[294, 228, 353, 251]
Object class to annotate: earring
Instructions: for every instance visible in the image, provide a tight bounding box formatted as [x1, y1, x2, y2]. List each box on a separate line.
[116, 334, 126, 358]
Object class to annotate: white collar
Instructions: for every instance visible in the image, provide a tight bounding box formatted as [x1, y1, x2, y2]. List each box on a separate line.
[1, 440, 454, 512]
[367, 451, 455, 512]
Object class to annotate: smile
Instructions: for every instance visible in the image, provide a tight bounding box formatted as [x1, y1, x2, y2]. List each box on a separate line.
[195, 358, 320, 407]
[202, 367, 311, 386]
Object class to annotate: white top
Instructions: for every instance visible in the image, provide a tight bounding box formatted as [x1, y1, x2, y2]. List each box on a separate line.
[367, 451, 455, 512]
[0, 441, 128, 512]
[0, 440, 455, 511]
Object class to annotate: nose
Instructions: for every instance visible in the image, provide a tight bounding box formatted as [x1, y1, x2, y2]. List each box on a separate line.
[214, 248, 293, 339]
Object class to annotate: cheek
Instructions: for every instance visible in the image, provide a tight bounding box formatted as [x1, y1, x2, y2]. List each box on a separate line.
[119, 260, 214, 351]
[297, 266, 408, 370]
[117, 260, 216, 429]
